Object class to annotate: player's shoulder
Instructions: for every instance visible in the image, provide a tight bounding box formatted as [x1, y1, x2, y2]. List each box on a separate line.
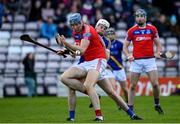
[146, 23, 157, 29]
[127, 24, 138, 33]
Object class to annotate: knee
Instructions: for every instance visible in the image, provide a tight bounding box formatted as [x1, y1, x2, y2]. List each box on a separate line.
[84, 83, 93, 92]
[59, 74, 67, 84]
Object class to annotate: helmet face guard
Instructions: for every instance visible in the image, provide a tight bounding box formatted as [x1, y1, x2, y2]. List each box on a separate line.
[134, 9, 147, 26]
[106, 28, 115, 36]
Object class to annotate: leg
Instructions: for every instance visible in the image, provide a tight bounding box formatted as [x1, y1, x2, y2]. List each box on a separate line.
[98, 79, 129, 111]
[98, 79, 142, 120]
[67, 88, 76, 121]
[147, 70, 164, 114]
[119, 81, 128, 103]
[83, 69, 103, 120]
[109, 78, 117, 91]
[128, 72, 141, 111]
[60, 67, 87, 93]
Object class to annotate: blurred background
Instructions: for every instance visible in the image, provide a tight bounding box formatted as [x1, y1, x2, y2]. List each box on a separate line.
[0, 0, 179, 97]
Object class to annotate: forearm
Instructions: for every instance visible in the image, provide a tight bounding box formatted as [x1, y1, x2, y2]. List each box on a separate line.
[154, 38, 162, 54]
[63, 41, 85, 55]
[123, 45, 130, 57]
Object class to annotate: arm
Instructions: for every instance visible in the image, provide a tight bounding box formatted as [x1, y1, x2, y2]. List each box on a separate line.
[57, 35, 90, 55]
[123, 40, 134, 61]
[154, 37, 162, 58]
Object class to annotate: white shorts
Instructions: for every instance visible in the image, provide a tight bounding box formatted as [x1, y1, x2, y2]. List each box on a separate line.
[73, 58, 107, 74]
[129, 58, 157, 73]
[113, 68, 127, 82]
[99, 69, 115, 81]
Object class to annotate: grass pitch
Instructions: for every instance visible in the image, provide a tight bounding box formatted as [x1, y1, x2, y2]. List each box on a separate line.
[0, 96, 180, 123]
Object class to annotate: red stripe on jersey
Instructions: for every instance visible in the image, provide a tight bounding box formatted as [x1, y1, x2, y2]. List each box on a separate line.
[96, 59, 102, 72]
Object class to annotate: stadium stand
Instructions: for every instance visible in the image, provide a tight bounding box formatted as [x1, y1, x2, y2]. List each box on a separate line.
[0, 0, 179, 96]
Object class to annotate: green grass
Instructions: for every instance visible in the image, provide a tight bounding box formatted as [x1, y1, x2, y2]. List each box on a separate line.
[0, 96, 180, 123]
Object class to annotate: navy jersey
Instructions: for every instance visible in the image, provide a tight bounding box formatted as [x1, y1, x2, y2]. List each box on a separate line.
[108, 40, 124, 70]
[102, 36, 109, 48]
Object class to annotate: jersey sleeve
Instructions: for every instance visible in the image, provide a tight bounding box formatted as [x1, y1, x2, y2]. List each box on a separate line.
[152, 26, 159, 39]
[125, 29, 132, 42]
[82, 25, 92, 40]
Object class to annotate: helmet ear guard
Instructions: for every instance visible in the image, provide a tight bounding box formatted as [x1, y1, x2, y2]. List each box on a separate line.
[96, 19, 110, 28]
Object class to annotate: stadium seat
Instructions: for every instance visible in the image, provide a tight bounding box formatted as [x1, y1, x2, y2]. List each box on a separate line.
[0, 47, 8, 54]
[37, 38, 49, 46]
[35, 62, 46, 72]
[35, 53, 48, 62]
[46, 61, 60, 69]
[25, 22, 39, 31]
[0, 54, 6, 62]
[14, 14, 26, 22]
[8, 46, 21, 54]
[11, 31, 24, 38]
[44, 76, 57, 85]
[35, 46, 48, 54]
[60, 61, 72, 72]
[166, 37, 178, 45]
[7, 54, 21, 62]
[16, 77, 25, 85]
[0, 62, 5, 70]
[4, 77, 16, 85]
[5, 62, 19, 70]
[21, 46, 35, 55]
[117, 21, 127, 29]
[10, 38, 23, 46]
[24, 31, 39, 39]
[18, 86, 28, 95]
[36, 86, 45, 95]
[159, 37, 165, 45]
[12, 23, 25, 31]
[116, 30, 126, 38]
[0, 31, 11, 39]
[1, 23, 12, 31]
[36, 77, 44, 85]
[4, 86, 16, 96]
[48, 53, 61, 61]
[50, 38, 58, 46]
[166, 45, 178, 52]
[0, 39, 9, 46]
[156, 60, 165, 67]
[46, 86, 57, 95]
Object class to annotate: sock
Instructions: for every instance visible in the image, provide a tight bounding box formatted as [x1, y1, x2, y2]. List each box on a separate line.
[69, 110, 75, 119]
[128, 105, 134, 111]
[95, 109, 102, 118]
[126, 108, 135, 118]
[154, 98, 160, 106]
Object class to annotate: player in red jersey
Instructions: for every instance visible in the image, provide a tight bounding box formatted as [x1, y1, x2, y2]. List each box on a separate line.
[57, 13, 106, 121]
[64, 18, 142, 121]
[123, 9, 164, 114]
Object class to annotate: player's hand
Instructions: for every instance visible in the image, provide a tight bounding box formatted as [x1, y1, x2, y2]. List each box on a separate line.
[56, 34, 66, 45]
[127, 54, 134, 61]
[57, 50, 67, 58]
[155, 51, 161, 59]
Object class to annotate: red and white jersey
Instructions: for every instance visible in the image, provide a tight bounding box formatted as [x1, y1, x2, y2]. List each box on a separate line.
[72, 24, 106, 61]
[125, 24, 159, 59]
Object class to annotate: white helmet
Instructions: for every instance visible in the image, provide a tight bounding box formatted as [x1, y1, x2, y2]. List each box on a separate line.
[96, 19, 110, 28]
